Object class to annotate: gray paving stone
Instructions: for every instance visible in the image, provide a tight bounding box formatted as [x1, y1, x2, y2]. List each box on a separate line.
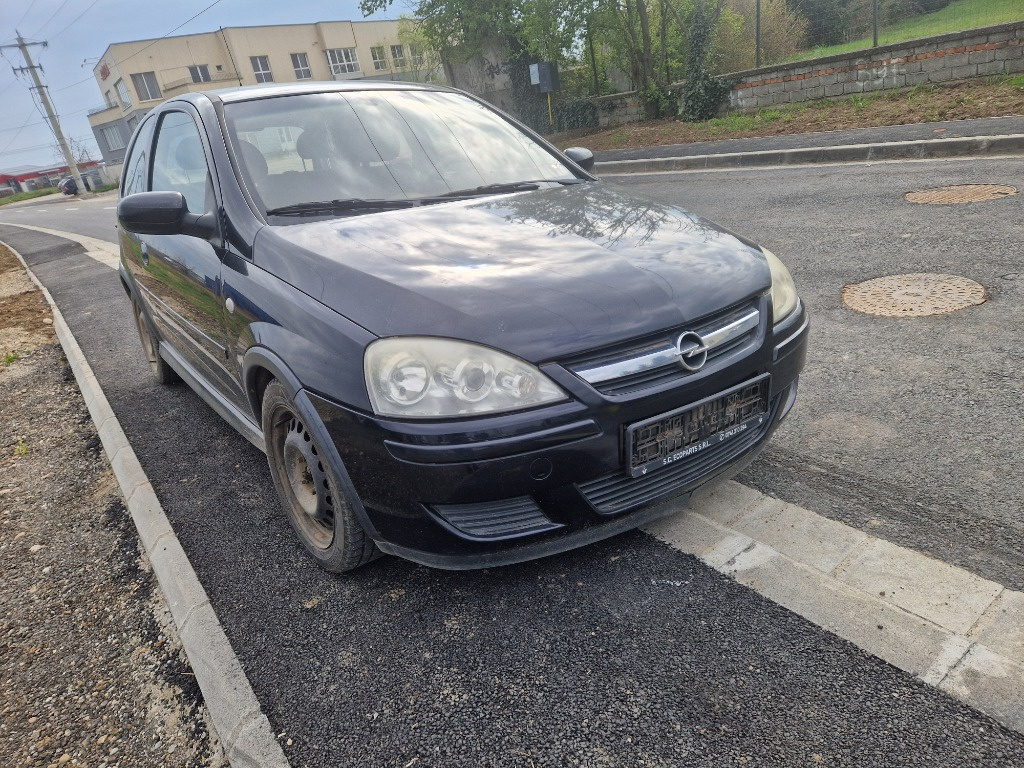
[941, 645, 1024, 733]
[728, 547, 951, 677]
[835, 539, 1002, 634]
[972, 590, 1024, 663]
[731, 501, 870, 574]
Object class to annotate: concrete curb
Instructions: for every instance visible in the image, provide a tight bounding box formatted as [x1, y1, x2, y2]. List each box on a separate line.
[596, 133, 1024, 175]
[644, 481, 1024, 734]
[1, 237, 290, 768]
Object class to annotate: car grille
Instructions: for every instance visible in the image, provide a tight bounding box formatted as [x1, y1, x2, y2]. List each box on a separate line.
[576, 392, 780, 515]
[429, 497, 564, 540]
[564, 299, 763, 396]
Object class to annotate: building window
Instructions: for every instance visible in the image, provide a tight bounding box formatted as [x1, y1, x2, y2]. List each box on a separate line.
[251, 55, 273, 83]
[370, 46, 388, 71]
[104, 90, 115, 108]
[326, 48, 359, 75]
[100, 124, 126, 152]
[390, 45, 406, 69]
[131, 71, 162, 101]
[114, 79, 131, 108]
[291, 53, 311, 80]
[410, 46, 425, 68]
[189, 64, 211, 83]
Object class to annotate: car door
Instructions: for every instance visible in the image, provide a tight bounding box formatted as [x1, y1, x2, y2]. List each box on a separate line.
[140, 108, 245, 407]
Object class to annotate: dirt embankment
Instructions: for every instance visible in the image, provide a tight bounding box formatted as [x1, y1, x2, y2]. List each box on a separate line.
[0, 242, 223, 768]
[563, 78, 1024, 152]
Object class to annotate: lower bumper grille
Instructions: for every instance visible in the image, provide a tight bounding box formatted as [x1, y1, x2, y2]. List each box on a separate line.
[577, 393, 781, 515]
[429, 497, 564, 541]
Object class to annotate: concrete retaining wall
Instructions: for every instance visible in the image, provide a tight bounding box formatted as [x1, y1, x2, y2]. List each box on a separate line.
[592, 21, 1024, 126]
[729, 21, 1024, 110]
[595, 92, 645, 128]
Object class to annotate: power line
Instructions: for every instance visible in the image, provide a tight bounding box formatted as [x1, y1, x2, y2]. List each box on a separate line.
[0, 111, 39, 155]
[14, 2, 38, 30]
[33, 0, 75, 37]
[48, 0, 103, 41]
[0, 136, 96, 158]
[0, 118, 48, 134]
[52, 0, 227, 92]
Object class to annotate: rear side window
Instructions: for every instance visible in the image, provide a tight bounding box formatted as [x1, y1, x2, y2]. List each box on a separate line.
[120, 116, 156, 197]
[150, 111, 213, 214]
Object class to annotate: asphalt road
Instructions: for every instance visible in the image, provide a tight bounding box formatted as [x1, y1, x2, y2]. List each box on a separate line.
[610, 155, 1024, 592]
[3, 158, 1023, 767]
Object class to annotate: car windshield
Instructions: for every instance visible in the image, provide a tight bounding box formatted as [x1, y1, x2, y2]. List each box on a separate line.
[223, 89, 579, 217]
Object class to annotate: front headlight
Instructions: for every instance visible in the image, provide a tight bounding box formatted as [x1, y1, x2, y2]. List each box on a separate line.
[762, 247, 799, 323]
[365, 337, 567, 418]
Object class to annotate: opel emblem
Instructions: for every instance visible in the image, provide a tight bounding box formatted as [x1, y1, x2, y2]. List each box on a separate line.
[675, 331, 709, 372]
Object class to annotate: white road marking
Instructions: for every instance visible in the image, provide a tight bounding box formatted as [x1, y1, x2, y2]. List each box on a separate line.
[644, 481, 1024, 735]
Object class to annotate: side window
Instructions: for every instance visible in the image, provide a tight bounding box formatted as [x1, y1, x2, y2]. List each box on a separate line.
[150, 111, 212, 214]
[121, 116, 156, 197]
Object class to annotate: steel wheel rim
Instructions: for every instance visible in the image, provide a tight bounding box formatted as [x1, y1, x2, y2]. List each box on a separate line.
[275, 410, 335, 550]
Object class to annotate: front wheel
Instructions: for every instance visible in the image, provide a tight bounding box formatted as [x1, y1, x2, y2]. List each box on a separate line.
[262, 380, 378, 572]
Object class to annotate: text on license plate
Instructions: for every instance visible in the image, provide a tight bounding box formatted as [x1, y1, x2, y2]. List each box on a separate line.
[626, 376, 770, 478]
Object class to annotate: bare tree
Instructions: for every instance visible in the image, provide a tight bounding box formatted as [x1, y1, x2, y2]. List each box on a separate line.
[51, 136, 94, 167]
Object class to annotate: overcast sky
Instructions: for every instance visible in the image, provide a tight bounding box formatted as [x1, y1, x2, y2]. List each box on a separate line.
[0, 0, 401, 171]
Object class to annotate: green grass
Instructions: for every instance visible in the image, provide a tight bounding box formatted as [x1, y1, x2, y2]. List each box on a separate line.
[0, 188, 58, 206]
[3, 351, 22, 366]
[14, 439, 28, 456]
[790, 0, 1024, 62]
[93, 182, 118, 193]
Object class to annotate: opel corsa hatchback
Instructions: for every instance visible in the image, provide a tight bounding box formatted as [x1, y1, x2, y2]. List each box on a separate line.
[116, 82, 809, 572]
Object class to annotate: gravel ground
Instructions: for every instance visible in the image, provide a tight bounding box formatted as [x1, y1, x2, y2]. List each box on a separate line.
[0, 242, 224, 768]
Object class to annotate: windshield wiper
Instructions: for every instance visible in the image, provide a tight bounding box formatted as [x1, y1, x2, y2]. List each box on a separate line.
[265, 199, 415, 217]
[437, 181, 542, 198]
[432, 178, 587, 200]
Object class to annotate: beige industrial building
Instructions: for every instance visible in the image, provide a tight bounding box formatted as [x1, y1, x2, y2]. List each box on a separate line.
[87, 20, 439, 164]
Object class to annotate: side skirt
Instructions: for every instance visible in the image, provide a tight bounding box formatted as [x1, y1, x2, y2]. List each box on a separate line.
[160, 341, 266, 453]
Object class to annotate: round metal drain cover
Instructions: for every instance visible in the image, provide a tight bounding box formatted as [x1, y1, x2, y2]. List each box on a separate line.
[905, 184, 1017, 205]
[842, 273, 986, 317]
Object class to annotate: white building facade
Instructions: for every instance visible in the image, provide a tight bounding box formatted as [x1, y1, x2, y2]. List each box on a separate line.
[88, 20, 438, 164]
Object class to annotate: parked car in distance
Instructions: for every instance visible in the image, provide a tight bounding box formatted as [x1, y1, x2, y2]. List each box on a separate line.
[58, 177, 77, 195]
[116, 82, 808, 572]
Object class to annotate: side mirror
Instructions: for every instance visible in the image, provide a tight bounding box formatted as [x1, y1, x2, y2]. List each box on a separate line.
[563, 146, 595, 172]
[117, 191, 216, 240]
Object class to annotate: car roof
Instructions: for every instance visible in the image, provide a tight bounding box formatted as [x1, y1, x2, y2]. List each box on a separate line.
[172, 81, 449, 107]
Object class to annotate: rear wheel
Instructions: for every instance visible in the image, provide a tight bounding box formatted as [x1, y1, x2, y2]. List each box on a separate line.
[262, 379, 378, 572]
[131, 299, 180, 385]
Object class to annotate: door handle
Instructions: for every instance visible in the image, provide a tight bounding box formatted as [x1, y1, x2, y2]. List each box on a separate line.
[140, 242, 149, 266]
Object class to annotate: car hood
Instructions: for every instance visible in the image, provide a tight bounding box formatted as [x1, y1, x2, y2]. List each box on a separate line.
[254, 183, 771, 362]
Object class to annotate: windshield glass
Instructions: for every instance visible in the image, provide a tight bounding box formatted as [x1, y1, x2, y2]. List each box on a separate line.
[223, 90, 578, 216]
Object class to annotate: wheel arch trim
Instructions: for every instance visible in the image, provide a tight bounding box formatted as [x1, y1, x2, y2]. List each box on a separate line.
[243, 347, 382, 541]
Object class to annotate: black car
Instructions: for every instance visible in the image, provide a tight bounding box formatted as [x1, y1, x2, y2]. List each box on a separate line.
[116, 82, 808, 571]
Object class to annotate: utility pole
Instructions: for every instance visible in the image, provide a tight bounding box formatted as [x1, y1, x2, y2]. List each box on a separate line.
[1, 31, 86, 196]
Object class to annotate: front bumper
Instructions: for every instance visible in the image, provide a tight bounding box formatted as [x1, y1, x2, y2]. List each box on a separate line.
[312, 301, 809, 568]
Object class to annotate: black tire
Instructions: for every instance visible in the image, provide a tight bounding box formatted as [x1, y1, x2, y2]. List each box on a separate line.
[131, 299, 180, 385]
[261, 379, 378, 572]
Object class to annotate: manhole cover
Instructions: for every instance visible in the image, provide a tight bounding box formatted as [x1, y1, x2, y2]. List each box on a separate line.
[905, 184, 1017, 205]
[842, 273, 986, 317]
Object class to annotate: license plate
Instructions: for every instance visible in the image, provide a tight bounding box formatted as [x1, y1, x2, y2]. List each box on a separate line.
[625, 375, 770, 478]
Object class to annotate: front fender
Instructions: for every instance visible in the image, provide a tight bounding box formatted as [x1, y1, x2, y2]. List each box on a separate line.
[241, 346, 382, 541]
